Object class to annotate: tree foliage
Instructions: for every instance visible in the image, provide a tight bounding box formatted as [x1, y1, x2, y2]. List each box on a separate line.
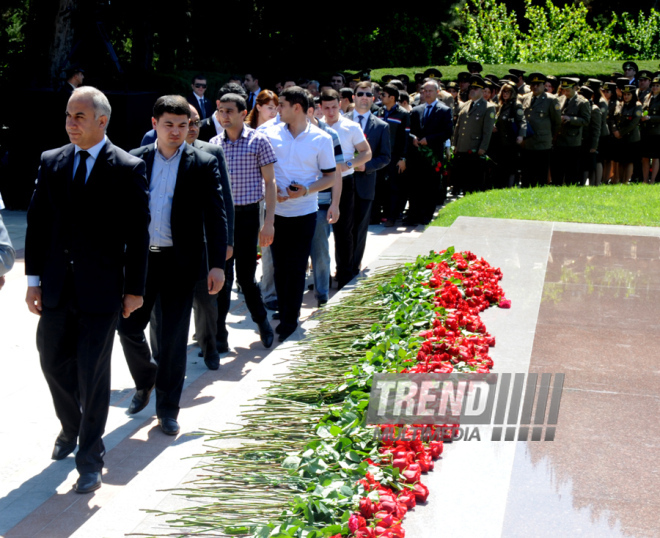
[451, 0, 660, 65]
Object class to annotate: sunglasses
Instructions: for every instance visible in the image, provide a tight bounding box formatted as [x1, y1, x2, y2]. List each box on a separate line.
[356, 92, 373, 97]
[189, 120, 202, 127]
[194, 83, 207, 88]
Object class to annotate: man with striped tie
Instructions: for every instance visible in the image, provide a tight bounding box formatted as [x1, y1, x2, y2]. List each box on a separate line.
[187, 74, 214, 119]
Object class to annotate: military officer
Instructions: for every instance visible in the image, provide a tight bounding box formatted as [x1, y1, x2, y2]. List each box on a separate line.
[577, 86, 602, 185]
[457, 72, 471, 104]
[551, 77, 591, 186]
[622, 61, 639, 86]
[451, 75, 497, 193]
[520, 72, 562, 187]
[636, 71, 652, 103]
[584, 79, 610, 185]
[467, 62, 483, 75]
[510, 68, 530, 96]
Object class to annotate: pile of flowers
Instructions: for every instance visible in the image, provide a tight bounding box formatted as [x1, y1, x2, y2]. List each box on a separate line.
[169, 248, 508, 538]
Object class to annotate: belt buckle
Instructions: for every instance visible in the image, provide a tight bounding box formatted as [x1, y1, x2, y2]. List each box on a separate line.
[149, 245, 161, 252]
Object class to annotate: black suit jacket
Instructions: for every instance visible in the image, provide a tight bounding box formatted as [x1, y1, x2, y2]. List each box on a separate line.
[352, 113, 391, 200]
[192, 139, 235, 246]
[410, 101, 453, 152]
[130, 143, 228, 284]
[25, 140, 150, 313]
[187, 93, 215, 120]
[198, 116, 221, 142]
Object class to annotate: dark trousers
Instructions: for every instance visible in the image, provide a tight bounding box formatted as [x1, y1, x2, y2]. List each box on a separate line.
[271, 212, 316, 334]
[333, 175, 355, 288]
[453, 152, 486, 193]
[521, 149, 551, 187]
[551, 146, 583, 186]
[118, 249, 194, 420]
[193, 279, 218, 357]
[217, 203, 267, 332]
[408, 154, 444, 223]
[38, 270, 118, 473]
[351, 177, 373, 276]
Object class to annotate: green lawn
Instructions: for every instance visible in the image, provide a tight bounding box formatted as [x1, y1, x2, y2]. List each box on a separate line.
[431, 185, 660, 228]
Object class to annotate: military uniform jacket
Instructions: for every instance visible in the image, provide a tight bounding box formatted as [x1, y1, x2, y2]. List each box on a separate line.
[555, 93, 591, 147]
[597, 99, 610, 139]
[612, 101, 642, 143]
[582, 103, 602, 151]
[642, 93, 660, 136]
[494, 99, 526, 147]
[439, 90, 455, 117]
[637, 88, 651, 105]
[520, 92, 561, 151]
[452, 98, 497, 153]
[376, 103, 410, 161]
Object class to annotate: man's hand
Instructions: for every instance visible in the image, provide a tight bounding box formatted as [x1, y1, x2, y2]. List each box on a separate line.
[0, 275, 5, 291]
[397, 159, 406, 173]
[26, 286, 43, 316]
[327, 203, 340, 224]
[561, 115, 570, 123]
[122, 294, 143, 318]
[259, 221, 274, 247]
[516, 136, 523, 145]
[226, 245, 234, 260]
[412, 136, 419, 148]
[208, 267, 225, 294]
[354, 164, 366, 172]
[477, 149, 485, 156]
[418, 137, 428, 146]
[286, 184, 306, 199]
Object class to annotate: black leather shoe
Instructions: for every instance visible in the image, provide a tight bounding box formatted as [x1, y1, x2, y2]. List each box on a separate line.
[216, 340, 229, 353]
[74, 471, 101, 494]
[204, 352, 220, 370]
[127, 386, 154, 415]
[51, 431, 77, 461]
[276, 324, 297, 342]
[158, 417, 180, 436]
[257, 319, 274, 348]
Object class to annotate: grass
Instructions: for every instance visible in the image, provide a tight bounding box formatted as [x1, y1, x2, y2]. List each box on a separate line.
[430, 184, 660, 228]
[367, 60, 660, 83]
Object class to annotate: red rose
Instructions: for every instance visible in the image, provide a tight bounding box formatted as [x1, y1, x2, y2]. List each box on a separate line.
[360, 497, 375, 519]
[412, 482, 429, 502]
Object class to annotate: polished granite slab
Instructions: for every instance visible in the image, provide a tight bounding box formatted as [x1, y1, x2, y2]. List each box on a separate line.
[404, 218, 660, 538]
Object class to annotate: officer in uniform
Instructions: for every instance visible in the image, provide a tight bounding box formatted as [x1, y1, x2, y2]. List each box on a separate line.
[457, 72, 471, 104]
[636, 70, 653, 103]
[446, 81, 461, 119]
[577, 86, 602, 185]
[510, 68, 530, 96]
[552, 77, 591, 186]
[467, 62, 483, 75]
[520, 72, 561, 187]
[622, 61, 639, 86]
[584, 79, 610, 185]
[451, 75, 496, 193]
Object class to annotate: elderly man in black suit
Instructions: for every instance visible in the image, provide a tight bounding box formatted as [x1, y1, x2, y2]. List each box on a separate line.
[406, 79, 453, 225]
[25, 86, 150, 493]
[118, 95, 228, 437]
[348, 81, 390, 276]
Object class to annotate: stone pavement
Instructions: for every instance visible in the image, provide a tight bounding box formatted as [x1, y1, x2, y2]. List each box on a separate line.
[1, 212, 659, 537]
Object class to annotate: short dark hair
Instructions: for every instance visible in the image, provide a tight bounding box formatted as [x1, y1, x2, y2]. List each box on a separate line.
[320, 89, 341, 102]
[191, 73, 206, 83]
[245, 71, 259, 80]
[388, 79, 405, 91]
[153, 95, 191, 120]
[340, 88, 354, 100]
[382, 84, 400, 100]
[281, 86, 308, 111]
[332, 72, 346, 84]
[218, 83, 247, 100]
[219, 93, 247, 112]
[302, 89, 315, 112]
[355, 81, 372, 91]
[399, 91, 410, 104]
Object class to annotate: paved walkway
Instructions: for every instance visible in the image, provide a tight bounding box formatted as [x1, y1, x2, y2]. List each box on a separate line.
[2, 212, 659, 537]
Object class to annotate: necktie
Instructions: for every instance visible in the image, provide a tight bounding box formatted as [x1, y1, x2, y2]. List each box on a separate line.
[423, 105, 432, 125]
[199, 98, 206, 118]
[73, 150, 89, 191]
[248, 93, 255, 110]
[358, 115, 365, 131]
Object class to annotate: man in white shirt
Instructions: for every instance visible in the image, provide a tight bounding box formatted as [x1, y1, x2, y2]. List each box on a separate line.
[320, 89, 372, 289]
[260, 86, 336, 341]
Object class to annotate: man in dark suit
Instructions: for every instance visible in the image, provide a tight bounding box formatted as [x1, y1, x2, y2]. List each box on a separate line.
[349, 81, 390, 275]
[25, 86, 150, 493]
[117, 95, 228, 437]
[406, 80, 453, 225]
[187, 74, 215, 120]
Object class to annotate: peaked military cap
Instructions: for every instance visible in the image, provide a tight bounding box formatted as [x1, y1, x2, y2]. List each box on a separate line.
[585, 78, 603, 90]
[578, 86, 593, 99]
[467, 61, 483, 73]
[396, 74, 410, 85]
[616, 77, 630, 90]
[424, 68, 443, 80]
[469, 75, 486, 89]
[621, 84, 636, 94]
[457, 71, 471, 83]
[637, 70, 652, 80]
[509, 68, 526, 78]
[560, 77, 580, 88]
[527, 72, 547, 84]
[622, 61, 639, 72]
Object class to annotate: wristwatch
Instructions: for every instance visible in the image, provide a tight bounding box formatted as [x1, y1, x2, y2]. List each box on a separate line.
[346, 161, 353, 168]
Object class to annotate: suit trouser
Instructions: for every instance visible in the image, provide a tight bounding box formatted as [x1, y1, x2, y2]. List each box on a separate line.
[38, 269, 118, 473]
[216, 203, 268, 336]
[408, 157, 443, 223]
[521, 149, 551, 187]
[118, 249, 194, 420]
[333, 175, 355, 288]
[193, 279, 218, 357]
[551, 146, 583, 186]
[351, 173, 374, 276]
[310, 207, 331, 302]
[271, 212, 316, 334]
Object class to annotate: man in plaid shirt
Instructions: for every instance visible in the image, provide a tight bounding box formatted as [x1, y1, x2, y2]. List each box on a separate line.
[209, 93, 277, 360]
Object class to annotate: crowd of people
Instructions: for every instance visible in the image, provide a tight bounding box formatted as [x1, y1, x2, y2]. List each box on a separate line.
[20, 58, 658, 494]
